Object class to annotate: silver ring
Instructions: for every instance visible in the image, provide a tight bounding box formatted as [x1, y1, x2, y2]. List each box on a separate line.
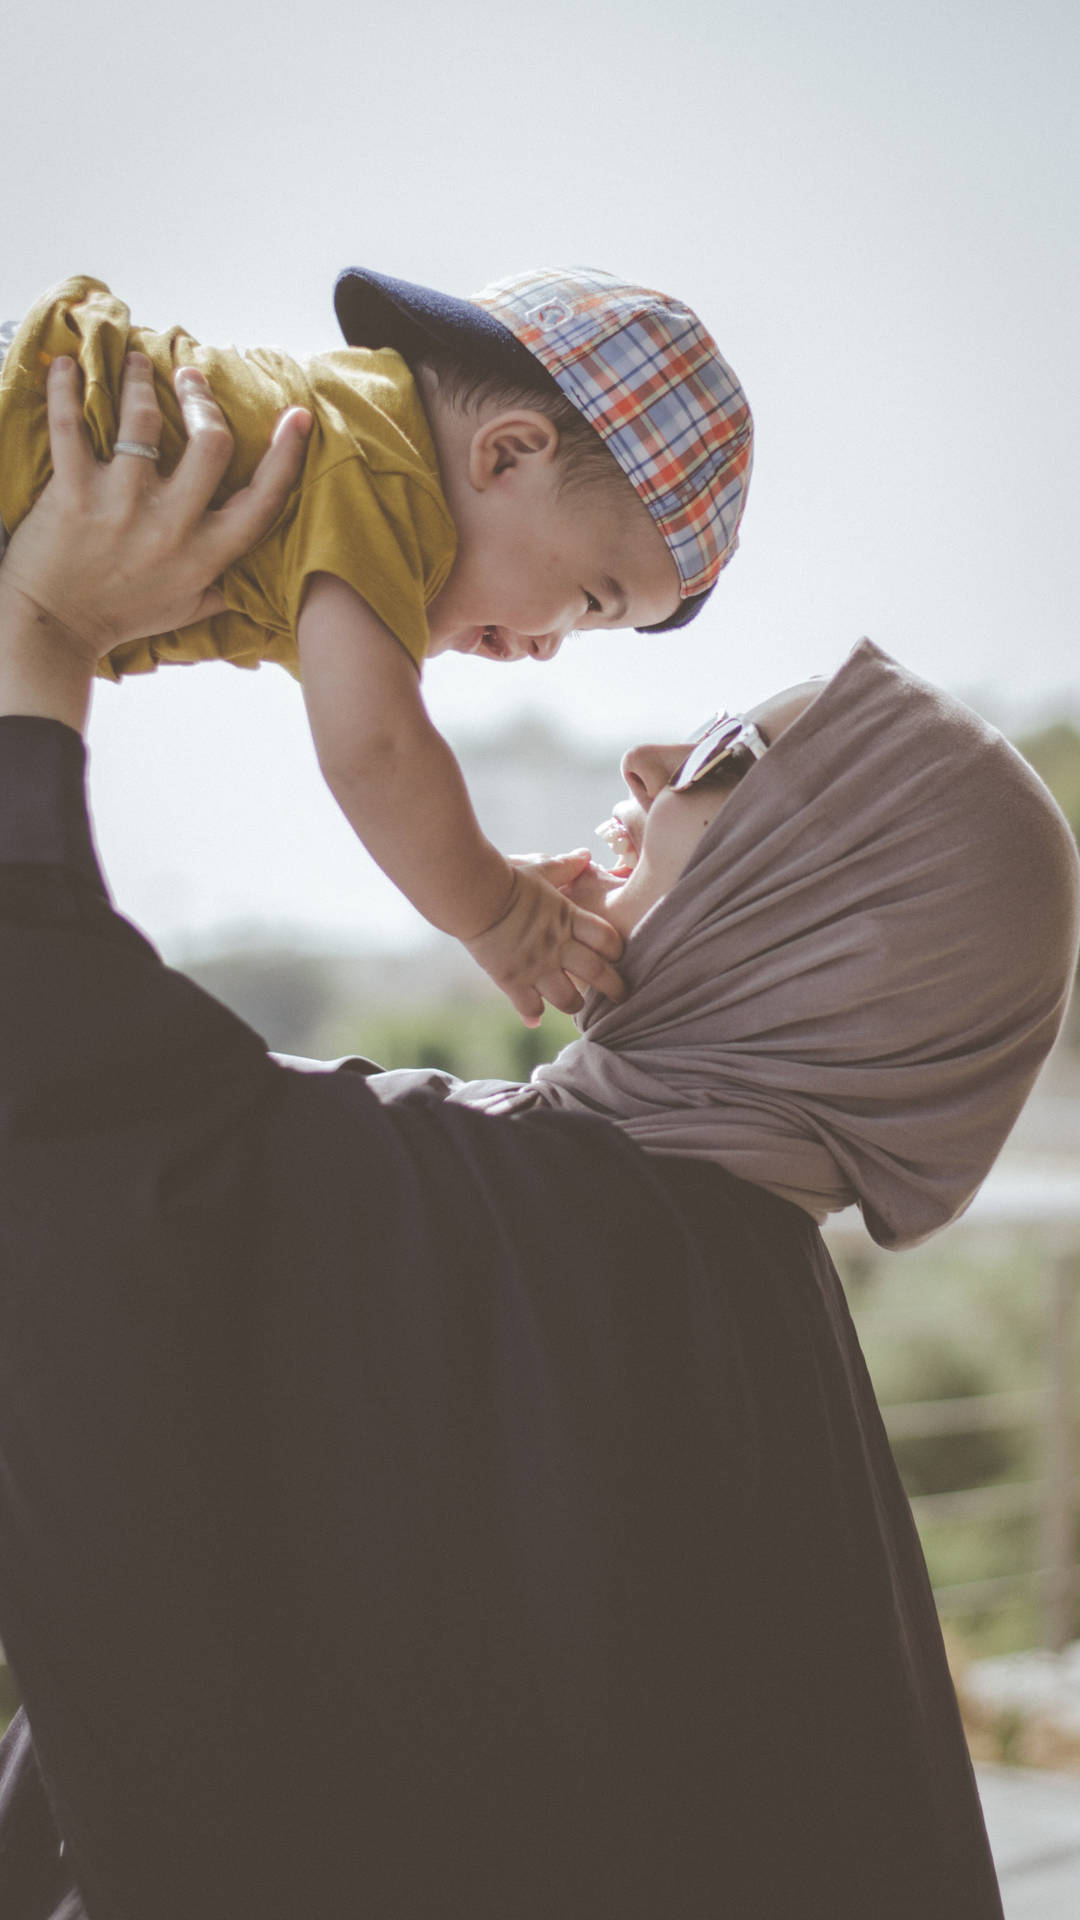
[113, 439, 160, 461]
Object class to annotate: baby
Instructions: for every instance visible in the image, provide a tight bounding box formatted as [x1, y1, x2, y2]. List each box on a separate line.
[0, 266, 753, 1021]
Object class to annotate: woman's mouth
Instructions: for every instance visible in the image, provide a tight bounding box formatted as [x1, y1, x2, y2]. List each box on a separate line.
[594, 814, 639, 877]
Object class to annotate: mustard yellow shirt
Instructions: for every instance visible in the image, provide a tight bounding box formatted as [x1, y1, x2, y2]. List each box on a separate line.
[0, 277, 457, 681]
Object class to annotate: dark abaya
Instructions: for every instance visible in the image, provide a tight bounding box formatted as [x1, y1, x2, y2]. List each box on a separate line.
[0, 716, 1002, 1918]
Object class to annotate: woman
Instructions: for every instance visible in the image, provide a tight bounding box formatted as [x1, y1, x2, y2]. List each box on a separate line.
[0, 358, 1076, 1920]
[372, 640, 1075, 1253]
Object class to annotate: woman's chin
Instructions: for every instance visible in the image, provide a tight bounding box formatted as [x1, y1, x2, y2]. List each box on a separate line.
[562, 861, 629, 922]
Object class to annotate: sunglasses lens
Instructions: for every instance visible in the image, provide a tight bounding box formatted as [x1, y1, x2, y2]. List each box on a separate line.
[670, 716, 742, 790]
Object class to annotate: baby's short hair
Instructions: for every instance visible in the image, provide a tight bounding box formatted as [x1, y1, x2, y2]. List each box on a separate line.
[417, 350, 629, 504]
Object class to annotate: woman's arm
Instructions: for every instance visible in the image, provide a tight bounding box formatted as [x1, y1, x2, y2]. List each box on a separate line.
[0, 352, 311, 729]
[0, 347, 319, 1920]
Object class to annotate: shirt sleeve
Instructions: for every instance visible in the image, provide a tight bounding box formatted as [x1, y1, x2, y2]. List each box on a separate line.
[282, 457, 454, 668]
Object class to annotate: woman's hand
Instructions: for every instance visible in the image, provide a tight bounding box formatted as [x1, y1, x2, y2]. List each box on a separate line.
[0, 353, 311, 729]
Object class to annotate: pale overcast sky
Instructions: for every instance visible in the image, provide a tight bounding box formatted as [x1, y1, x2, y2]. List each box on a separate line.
[3, 0, 1077, 949]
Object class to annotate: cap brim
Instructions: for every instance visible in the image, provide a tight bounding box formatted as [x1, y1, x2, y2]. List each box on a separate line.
[334, 267, 547, 387]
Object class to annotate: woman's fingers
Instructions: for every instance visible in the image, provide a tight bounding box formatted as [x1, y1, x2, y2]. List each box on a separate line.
[111, 351, 164, 480]
[2, 351, 311, 663]
[167, 365, 239, 527]
[42, 358, 92, 492]
[169, 364, 310, 563]
[209, 402, 311, 566]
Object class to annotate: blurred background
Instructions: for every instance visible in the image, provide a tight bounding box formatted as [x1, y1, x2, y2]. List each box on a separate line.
[3, 0, 1077, 960]
[2, 0, 1079, 1787]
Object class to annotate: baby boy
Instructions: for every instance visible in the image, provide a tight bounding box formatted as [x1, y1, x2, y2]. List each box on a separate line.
[0, 266, 753, 1020]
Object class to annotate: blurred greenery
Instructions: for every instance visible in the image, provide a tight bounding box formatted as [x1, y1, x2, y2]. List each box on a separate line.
[1018, 720, 1080, 843]
[184, 947, 580, 1079]
[320, 999, 579, 1084]
[0, 1660, 18, 1736]
[834, 1232, 1079, 1660]
[1016, 718, 1080, 1047]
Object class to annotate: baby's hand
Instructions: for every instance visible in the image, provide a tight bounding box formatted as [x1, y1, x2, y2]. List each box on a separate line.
[463, 852, 625, 1027]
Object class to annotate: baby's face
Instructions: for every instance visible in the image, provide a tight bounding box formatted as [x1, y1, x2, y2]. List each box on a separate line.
[424, 436, 680, 663]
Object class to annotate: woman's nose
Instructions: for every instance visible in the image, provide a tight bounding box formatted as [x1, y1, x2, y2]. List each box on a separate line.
[620, 741, 686, 803]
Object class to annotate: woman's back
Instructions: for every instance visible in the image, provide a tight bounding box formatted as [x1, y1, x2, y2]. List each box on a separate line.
[0, 1036, 1003, 1915]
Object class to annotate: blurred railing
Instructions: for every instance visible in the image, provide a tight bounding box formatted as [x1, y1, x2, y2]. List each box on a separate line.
[826, 1166, 1080, 1652]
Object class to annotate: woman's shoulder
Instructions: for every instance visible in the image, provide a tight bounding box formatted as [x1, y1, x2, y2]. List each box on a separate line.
[433, 1094, 823, 1266]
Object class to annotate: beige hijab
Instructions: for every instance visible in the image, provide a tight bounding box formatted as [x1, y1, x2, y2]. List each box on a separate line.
[456, 642, 1080, 1250]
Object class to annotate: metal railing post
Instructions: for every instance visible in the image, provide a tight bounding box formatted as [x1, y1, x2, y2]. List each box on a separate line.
[1040, 1247, 1077, 1653]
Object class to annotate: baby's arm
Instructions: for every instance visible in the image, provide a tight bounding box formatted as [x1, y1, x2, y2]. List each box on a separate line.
[297, 574, 624, 1023]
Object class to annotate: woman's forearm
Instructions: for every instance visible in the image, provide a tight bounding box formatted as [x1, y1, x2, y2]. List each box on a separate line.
[0, 582, 95, 731]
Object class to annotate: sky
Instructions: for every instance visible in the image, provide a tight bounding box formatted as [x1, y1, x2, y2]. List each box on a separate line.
[3, 0, 1077, 952]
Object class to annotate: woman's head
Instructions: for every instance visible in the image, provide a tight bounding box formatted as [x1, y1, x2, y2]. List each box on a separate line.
[582, 682, 823, 938]
[520, 641, 1080, 1249]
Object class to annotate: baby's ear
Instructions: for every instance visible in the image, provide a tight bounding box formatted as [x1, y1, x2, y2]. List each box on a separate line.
[469, 409, 560, 485]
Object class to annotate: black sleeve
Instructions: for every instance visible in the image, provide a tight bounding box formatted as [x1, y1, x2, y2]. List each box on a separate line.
[0, 714, 288, 1918]
[0, 715, 279, 1208]
[0, 719, 103, 880]
[0, 717, 108, 914]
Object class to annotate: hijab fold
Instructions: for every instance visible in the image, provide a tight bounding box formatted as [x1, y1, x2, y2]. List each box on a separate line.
[377, 644, 1080, 1250]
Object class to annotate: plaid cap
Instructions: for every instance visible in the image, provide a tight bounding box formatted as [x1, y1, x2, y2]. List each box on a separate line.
[471, 268, 753, 601]
[334, 262, 753, 620]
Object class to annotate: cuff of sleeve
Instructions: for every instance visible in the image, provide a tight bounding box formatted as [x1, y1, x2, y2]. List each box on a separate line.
[0, 715, 106, 892]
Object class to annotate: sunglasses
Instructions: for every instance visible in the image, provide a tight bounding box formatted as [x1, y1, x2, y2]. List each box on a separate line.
[668, 712, 768, 791]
